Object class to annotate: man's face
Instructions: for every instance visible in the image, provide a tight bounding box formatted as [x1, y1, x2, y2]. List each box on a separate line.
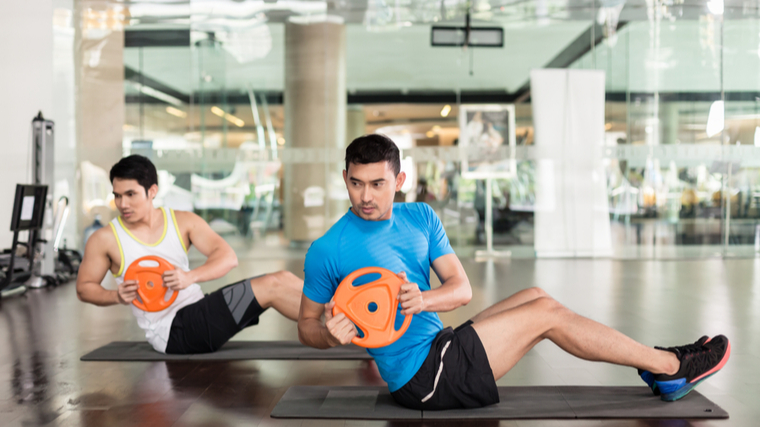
[343, 161, 405, 221]
[112, 178, 157, 223]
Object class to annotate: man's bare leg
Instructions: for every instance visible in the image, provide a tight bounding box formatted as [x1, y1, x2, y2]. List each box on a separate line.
[470, 287, 548, 323]
[471, 295, 680, 380]
[250, 271, 303, 321]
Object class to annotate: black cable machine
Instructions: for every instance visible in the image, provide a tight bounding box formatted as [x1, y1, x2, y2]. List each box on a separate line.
[0, 184, 49, 299]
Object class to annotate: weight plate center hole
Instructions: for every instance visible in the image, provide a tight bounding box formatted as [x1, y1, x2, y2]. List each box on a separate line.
[368, 302, 378, 313]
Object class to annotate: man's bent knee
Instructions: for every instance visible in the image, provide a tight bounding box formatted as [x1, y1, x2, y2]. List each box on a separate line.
[527, 287, 550, 300]
[250, 271, 298, 307]
[273, 270, 299, 285]
[531, 296, 564, 316]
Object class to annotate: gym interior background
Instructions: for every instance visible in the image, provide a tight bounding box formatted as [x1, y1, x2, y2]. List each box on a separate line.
[1, 0, 760, 426]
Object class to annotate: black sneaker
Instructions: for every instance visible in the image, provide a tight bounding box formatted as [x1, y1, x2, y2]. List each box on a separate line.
[653, 335, 731, 401]
[639, 335, 710, 396]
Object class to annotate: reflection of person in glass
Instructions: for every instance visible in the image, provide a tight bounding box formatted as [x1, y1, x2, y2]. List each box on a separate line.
[466, 111, 485, 142]
[466, 111, 504, 163]
[480, 122, 503, 150]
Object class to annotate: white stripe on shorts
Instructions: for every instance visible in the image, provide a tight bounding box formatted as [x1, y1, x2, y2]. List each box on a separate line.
[420, 340, 452, 403]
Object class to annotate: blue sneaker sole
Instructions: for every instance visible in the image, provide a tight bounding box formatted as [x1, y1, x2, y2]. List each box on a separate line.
[640, 371, 660, 395]
[659, 371, 717, 401]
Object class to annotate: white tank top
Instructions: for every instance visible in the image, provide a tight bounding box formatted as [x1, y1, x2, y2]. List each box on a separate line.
[110, 207, 204, 353]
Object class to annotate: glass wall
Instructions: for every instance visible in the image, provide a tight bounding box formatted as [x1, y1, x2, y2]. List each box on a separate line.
[115, 0, 760, 259]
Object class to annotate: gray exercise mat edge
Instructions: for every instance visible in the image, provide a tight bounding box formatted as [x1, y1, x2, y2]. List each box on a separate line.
[80, 340, 372, 361]
[271, 385, 729, 420]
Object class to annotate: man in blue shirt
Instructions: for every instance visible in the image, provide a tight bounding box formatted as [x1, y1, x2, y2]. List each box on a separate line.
[297, 134, 730, 409]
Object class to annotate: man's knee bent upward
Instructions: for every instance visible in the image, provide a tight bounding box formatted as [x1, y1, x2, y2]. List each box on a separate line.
[249, 270, 303, 308]
[526, 287, 549, 300]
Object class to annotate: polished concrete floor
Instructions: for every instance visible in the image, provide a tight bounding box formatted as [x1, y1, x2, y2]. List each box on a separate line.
[1, 254, 758, 426]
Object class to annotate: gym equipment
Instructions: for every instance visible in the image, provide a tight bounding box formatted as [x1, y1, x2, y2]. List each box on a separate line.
[80, 340, 372, 361]
[271, 386, 728, 420]
[125, 256, 177, 312]
[27, 112, 56, 288]
[332, 267, 412, 349]
[1, 184, 49, 299]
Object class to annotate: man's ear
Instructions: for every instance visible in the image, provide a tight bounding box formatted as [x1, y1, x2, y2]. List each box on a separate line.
[343, 169, 348, 185]
[148, 184, 159, 200]
[395, 172, 406, 191]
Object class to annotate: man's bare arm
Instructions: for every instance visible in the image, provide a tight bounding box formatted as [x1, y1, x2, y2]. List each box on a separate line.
[76, 228, 121, 306]
[298, 295, 356, 349]
[398, 253, 472, 315]
[169, 211, 238, 286]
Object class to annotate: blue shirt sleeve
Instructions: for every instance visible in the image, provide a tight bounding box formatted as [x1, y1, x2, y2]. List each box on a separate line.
[424, 203, 454, 262]
[303, 239, 338, 304]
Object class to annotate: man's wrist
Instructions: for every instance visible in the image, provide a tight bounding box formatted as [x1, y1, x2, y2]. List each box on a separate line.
[114, 290, 124, 305]
[322, 327, 338, 347]
[187, 269, 200, 285]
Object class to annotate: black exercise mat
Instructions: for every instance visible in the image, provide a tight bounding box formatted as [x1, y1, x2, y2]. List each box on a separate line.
[271, 386, 728, 420]
[80, 341, 372, 361]
[271, 386, 421, 420]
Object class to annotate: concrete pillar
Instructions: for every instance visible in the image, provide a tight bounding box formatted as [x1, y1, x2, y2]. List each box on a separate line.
[0, 0, 53, 248]
[284, 19, 346, 243]
[74, 1, 125, 234]
[662, 102, 679, 145]
[346, 106, 366, 143]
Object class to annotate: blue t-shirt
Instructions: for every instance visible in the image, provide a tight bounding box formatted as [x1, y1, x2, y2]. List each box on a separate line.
[303, 203, 454, 392]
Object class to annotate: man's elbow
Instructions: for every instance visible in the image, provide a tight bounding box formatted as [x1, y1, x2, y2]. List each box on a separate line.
[460, 283, 473, 306]
[221, 249, 238, 271]
[75, 285, 88, 303]
[297, 322, 309, 346]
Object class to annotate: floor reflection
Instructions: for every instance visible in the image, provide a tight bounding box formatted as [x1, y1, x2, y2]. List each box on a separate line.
[0, 258, 756, 426]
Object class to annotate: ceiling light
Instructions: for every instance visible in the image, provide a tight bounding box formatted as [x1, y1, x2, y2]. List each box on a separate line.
[440, 105, 451, 117]
[431, 27, 503, 47]
[426, 131, 435, 138]
[707, 0, 724, 15]
[211, 106, 245, 128]
[130, 82, 183, 106]
[166, 106, 187, 118]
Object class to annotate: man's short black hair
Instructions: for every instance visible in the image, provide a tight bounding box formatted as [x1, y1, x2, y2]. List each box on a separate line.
[109, 155, 158, 195]
[345, 134, 401, 176]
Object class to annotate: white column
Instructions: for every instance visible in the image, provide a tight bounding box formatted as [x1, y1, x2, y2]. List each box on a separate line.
[531, 69, 612, 257]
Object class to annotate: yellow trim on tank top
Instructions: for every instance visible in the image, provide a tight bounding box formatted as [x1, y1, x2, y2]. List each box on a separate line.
[170, 208, 188, 253]
[116, 207, 168, 247]
[109, 222, 125, 277]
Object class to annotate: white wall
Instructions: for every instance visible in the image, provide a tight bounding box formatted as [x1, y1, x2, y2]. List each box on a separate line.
[0, 0, 54, 248]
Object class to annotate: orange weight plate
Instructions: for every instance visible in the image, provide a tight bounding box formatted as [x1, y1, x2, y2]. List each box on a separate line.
[125, 256, 177, 312]
[333, 267, 413, 348]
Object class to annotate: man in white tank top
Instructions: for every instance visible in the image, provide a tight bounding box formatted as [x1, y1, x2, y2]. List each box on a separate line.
[76, 155, 303, 354]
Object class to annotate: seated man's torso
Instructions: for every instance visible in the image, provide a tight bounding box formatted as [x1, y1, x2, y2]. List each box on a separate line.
[102, 207, 204, 353]
[304, 203, 454, 392]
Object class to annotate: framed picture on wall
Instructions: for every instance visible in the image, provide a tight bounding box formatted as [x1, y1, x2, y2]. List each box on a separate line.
[458, 104, 516, 179]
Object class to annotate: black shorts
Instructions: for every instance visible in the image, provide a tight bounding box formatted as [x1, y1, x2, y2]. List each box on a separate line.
[165, 278, 267, 354]
[391, 320, 499, 410]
